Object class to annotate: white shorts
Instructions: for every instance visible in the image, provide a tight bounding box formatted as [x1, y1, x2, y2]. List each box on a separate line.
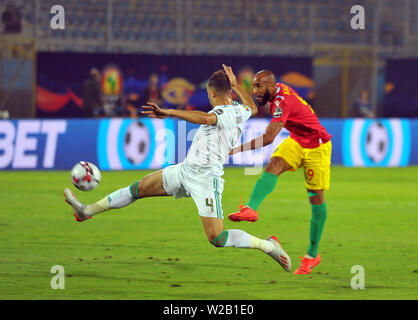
[162, 163, 225, 219]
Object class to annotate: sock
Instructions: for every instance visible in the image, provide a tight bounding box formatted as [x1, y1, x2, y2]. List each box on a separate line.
[307, 202, 327, 257]
[216, 229, 274, 253]
[247, 172, 277, 210]
[249, 234, 274, 253]
[84, 197, 110, 217]
[129, 181, 142, 199]
[84, 186, 135, 217]
[108, 186, 135, 208]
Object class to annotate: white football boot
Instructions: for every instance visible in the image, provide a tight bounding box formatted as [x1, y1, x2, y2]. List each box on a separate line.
[64, 188, 90, 222]
[266, 235, 291, 272]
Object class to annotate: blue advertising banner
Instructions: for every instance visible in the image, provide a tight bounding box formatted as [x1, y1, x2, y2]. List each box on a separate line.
[0, 119, 98, 170]
[97, 118, 176, 170]
[409, 120, 418, 165]
[1, 118, 417, 170]
[342, 119, 411, 167]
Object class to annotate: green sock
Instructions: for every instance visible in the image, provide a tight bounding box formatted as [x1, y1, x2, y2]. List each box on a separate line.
[247, 172, 278, 210]
[307, 202, 327, 257]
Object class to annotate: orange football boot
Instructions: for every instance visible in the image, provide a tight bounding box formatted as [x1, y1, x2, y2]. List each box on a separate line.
[228, 205, 259, 222]
[293, 254, 321, 274]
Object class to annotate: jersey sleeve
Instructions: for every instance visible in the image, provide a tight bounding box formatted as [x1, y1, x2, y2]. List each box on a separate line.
[270, 98, 289, 124]
[211, 102, 252, 129]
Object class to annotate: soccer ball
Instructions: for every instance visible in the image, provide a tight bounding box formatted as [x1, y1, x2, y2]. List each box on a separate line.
[123, 121, 150, 165]
[365, 122, 389, 163]
[71, 161, 101, 191]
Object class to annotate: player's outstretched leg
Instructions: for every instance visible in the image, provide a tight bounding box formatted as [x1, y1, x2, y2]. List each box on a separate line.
[64, 170, 168, 222]
[201, 217, 291, 271]
[294, 189, 327, 274]
[228, 157, 292, 222]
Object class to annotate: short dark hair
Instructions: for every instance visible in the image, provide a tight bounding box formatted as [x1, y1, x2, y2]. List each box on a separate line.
[208, 70, 231, 94]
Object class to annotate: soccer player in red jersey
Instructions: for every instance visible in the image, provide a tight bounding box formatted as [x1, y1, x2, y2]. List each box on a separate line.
[228, 70, 332, 275]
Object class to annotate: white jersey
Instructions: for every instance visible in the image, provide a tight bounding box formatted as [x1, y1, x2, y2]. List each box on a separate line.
[184, 101, 252, 177]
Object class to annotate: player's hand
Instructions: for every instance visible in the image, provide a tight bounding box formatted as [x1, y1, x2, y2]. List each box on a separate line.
[222, 64, 237, 87]
[141, 102, 170, 119]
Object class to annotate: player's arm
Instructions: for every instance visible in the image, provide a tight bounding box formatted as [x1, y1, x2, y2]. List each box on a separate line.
[223, 64, 257, 116]
[230, 121, 284, 154]
[141, 102, 217, 125]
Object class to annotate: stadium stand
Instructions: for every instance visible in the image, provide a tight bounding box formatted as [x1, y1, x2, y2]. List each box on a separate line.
[2, 0, 417, 55]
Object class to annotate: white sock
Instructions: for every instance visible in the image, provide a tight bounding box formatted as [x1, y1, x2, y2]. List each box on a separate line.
[224, 229, 251, 248]
[224, 229, 274, 253]
[84, 186, 135, 217]
[249, 235, 274, 253]
[84, 197, 110, 217]
[107, 187, 135, 209]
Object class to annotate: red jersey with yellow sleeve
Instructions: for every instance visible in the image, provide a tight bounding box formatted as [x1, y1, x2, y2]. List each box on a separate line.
[268, 83, 331, 149]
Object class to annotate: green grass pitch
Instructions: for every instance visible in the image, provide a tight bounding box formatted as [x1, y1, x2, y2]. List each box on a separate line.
[0, 166, 417, 300]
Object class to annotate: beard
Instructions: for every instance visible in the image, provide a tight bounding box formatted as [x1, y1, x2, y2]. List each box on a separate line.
[257, 90, 271, 106]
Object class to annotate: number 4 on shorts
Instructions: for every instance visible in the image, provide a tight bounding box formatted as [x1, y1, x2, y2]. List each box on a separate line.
[206, 198, 214, 212]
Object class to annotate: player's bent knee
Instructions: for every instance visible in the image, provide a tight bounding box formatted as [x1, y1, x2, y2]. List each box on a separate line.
[129, 181, 141, 199]
[137, 181, 146, 199]
[266, 157, 290, 176]
[209, 230, 229, 248]
[130, 180, 146, 199]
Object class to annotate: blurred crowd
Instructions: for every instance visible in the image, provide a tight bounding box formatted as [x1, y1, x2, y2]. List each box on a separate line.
[81, 67, 375, 119]
[352, 90, 375, 118]
[81, 68, 166, 118]
[80, 67, 272, 119]
[1, 4, 21, 34]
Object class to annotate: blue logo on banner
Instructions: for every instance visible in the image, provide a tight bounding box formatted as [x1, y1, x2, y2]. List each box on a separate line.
[98, 118, 175, 170]
[343, 119, 410, 167]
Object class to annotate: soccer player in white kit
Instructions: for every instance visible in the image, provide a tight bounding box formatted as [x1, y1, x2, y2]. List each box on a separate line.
[64, 65, 291, 272]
